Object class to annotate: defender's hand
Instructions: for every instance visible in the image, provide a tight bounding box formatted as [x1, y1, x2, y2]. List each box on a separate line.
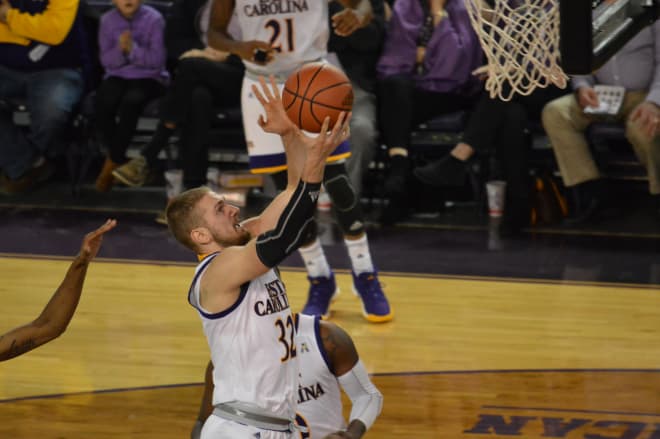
[79, 219, 117, 263]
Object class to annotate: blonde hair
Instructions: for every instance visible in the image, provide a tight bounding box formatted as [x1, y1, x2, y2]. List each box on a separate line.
[165, 186, 212, 251]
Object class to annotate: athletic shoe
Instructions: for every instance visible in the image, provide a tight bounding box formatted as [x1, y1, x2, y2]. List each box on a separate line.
[413, 155, 468, 188]
[352, 271, 393, 323]
[112, 155, 151, 187]
[301, 273, 339, 319]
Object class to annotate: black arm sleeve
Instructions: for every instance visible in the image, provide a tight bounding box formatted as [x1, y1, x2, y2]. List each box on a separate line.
[255, 181, 322, 268]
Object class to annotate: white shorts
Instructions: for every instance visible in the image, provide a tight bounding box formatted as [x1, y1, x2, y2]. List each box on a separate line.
[201, 414, 294, 439]
[241, 75, 351, 174]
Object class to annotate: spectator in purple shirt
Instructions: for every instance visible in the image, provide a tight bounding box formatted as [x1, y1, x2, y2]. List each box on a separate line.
[94, 0, 169, 192]
[376, 0, 483, 224]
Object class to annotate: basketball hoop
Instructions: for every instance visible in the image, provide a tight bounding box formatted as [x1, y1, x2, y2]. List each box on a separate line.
[463, 0, 568, 101]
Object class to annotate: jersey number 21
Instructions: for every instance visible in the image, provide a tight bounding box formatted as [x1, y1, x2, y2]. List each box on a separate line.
[265, 18, 294, 53]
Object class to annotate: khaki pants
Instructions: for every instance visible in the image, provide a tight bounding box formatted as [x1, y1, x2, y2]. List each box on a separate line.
[541, 90, 660, 194]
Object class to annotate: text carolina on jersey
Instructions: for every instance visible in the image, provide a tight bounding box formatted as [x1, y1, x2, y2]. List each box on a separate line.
[243, 0, 310, 17]
[255, 279, 291, 316]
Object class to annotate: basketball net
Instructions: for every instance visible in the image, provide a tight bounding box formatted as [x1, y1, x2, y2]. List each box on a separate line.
[463, 0, 568, 101]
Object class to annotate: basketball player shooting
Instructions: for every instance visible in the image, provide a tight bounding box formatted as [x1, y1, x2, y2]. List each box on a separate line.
[166, 76, 351, 438]
[208, 0, 393, 323]
[0, 219, 117, 362]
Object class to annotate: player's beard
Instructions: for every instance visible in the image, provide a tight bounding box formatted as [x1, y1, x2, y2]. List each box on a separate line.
[211, 227, 250, 248]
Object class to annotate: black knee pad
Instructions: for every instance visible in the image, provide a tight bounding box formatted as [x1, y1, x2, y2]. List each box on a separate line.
[324, 163, 365, 236]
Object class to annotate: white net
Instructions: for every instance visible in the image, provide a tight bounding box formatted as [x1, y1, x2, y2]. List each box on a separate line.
[463, 0, 568, 101]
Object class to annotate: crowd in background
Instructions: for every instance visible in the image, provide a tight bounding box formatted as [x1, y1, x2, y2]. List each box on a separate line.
[1, 0, 659, 234]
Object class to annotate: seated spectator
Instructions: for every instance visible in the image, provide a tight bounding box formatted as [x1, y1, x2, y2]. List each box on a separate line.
[542, 21, 660, 223]
[94, 0, 169, 192]
[328, 0, 386, 198]
[0, 0, 88, 194]
[111, 0, 244, 198]
[414, 85, 568, 235]
[376, 0, 483, 224]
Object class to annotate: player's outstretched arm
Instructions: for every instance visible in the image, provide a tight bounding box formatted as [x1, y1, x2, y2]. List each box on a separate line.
[320, 320, 383, 439]
[0, 219, 117, 362]
[252, 75, 307, 189]
[241, 76, 352, 239]
[242, 75, 313, 236]
[209, 110, 351, 295]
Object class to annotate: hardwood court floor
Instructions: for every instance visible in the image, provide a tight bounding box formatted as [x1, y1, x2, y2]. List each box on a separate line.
[1, 256, 659, 438]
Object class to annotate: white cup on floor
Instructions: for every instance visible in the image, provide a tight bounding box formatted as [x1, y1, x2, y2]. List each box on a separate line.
[486, 180, 507, 218]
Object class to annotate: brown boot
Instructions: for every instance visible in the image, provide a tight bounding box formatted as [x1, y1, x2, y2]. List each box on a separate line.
[95, 158, 119, 192]
[0, 160, 55, 195]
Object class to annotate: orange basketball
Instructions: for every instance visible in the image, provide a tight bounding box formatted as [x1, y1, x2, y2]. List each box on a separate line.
[282, 62, 353, 133]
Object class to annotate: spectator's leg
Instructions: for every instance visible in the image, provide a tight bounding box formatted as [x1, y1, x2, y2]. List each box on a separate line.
[27, 68, 83, 158]
[497, 102, 532, 234]
[180, 85, 213, 189]
[168, 56, 244, 127]
[415, 92, 499, 187]
[93, 76, 127, 191]
[0, 65, 37, 182]
[541, 93, 598, 187]
[622, 91, 660, 196]
[142, 57, 243, 188]
[108, 79, 165, 164]
[378, 75, 414, 157]
[542, 94, 606, 223]
[344, 83, 378, 197]
[141, 94, 177, 168]
[377, 76, 415, 224]
[95, 76, 126, 151]
[106, 79, 166, 189]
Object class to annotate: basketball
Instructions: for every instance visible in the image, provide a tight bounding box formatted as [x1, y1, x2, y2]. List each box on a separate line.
[282, 62, 353, 133]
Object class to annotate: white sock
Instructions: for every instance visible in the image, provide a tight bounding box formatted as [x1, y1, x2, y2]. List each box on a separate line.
[298, 238, 332, 279]
[345, 234, 375, 275]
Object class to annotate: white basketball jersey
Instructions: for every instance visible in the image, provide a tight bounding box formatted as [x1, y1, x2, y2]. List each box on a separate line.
[234, 0, 330, 78]
[295, 314, 346, 438]
[188, 253, 299, 419]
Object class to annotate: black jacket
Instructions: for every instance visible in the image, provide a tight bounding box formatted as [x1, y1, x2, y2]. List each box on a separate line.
[328, 0, 386, 93]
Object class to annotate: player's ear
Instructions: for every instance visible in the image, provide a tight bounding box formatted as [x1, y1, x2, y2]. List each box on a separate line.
[190, 227, 212, 247]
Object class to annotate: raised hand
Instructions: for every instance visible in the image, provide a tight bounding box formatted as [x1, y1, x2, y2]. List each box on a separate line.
[305, 111, 352, 159]
[251, 75, 297, 135]
[79, 219, 117, 263]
